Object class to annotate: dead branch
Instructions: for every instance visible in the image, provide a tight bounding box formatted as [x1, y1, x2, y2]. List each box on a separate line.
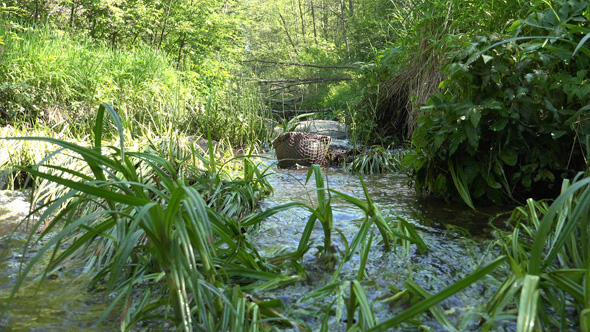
[243, 59, 357, 69]
[271, 108, 331, 115]
[254, 77, 352, 85]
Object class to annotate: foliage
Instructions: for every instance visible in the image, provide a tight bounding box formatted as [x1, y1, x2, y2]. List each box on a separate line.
[405, 0, 590, 205]
[345, 146, 406, 174]
[0, 0, 242, 71]
[485, 174, 590, 331]
[349, 0, 526, 144]
[0, 24, 188, 127]
[1, 104, 298, 331]
[0, 23, 272, 144]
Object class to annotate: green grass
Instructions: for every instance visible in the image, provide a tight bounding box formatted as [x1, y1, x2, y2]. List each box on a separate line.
[0, 23, 273, 145]
[3, 104, 589, 331]
[0, 104, 290, 330]
[485, 174, 590, 331]
[345, 146, 406, 174]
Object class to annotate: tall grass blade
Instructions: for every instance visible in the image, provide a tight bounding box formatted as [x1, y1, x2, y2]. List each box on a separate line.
[529, 176, 590, 274]
[517, 275, 540, 332]
[404, 280, 458, 332]
[448, 161, 475, 210]
[572, 32, 590, 57]
[369, 256, 506, 331]
[351, 280, 377, 329]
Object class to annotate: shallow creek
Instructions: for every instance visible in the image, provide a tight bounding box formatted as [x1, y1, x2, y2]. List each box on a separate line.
[0, 190, 119, 331]
[0, 162, 511, 331]
[251, 167, 509, 330]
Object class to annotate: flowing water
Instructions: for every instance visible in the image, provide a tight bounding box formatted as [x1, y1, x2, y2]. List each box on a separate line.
[250, 166, 509, 330]
[0, 159, 511, 331]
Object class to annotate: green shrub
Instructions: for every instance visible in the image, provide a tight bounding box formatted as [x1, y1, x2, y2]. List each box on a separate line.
[345, 146, 405, 174]
[405, 0, 590, 206]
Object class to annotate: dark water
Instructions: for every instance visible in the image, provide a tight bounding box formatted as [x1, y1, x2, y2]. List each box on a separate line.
[0, 163, 511, 331]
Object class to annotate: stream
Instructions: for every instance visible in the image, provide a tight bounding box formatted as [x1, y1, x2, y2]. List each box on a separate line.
[250, 166, 509, 330]
[0, 158, 512, 331]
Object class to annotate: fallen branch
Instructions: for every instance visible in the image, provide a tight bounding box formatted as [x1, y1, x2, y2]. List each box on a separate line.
[255, 77, 353, 85]
[243, 59, 357, 69]
[271, 108, 331, 116]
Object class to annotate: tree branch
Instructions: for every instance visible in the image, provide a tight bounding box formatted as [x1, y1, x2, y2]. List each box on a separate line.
[272, 108, 331, 116]
[243, 59, 357, 69]
[254, 77, 353, 85]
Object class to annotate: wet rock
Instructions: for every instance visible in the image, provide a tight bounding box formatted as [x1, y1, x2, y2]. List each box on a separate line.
[273, 120, 348, 139]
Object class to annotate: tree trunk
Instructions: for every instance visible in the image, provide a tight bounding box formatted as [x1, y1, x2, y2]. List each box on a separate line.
[340, 0, 350, 58]
[278, 13, 298, 55]
[322, 0, 327, 38]
[111, 30, 118, 49]
[177, 34, 186, 69]
[34, 0, 39, 22]
[69, 2, 76, 28]
[298, 0, 305, 37]
[311, 2, 317, 44]
[157, 2, 174, 49]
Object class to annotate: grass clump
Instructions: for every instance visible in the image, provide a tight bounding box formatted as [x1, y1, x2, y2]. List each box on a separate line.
[1, 104, 296, 330]
[485, 173, 590, 331]
[0, 23, 272, 145]
[345, 146, 406, 174]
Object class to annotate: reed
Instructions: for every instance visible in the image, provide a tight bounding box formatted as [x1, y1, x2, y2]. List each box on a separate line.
[485, 174, 590, 331]
[0, 104, 299, 330]
[0, 24, 273, 145]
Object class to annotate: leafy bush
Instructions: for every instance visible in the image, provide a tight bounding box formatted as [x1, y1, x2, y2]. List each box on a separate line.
[405, 0, 590, 206]
[351, 0, 526, 145]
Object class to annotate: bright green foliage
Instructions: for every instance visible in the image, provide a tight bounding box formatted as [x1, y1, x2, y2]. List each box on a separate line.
[0, 24, 271, 144]
[1, 104, 297, 331]
[345, 146, 405, 174]
[0, 0, 242, 71]
[405, 0, 590, 205]
[0, 24, 185, 126]
[485, 174, 590, 331]
[0, 2, 271, 144]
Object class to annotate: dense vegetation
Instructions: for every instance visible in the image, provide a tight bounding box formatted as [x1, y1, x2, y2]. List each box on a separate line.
[1, 0, 590, 331]
[405, 0, 590, 206]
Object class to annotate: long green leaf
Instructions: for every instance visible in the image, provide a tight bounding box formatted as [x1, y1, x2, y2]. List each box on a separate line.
[572, 32, 590, 57]
[516, 275, 539, 332]
[529, 176, 590, 274]
[404, 280, 458, 332]
[23, 168, 152, 206]
[369, 256, 506, 331]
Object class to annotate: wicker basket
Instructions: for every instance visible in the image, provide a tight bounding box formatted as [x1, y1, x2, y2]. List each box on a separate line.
[273, 132, 332, 168]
